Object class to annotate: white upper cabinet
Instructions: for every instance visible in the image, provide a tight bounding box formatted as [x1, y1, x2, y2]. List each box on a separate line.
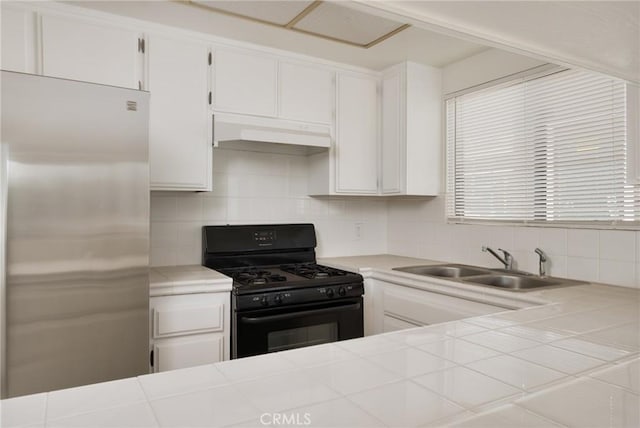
[335, 72, 379, 194]
[1, 7, 36, 73]
[147, 34, 212, 191]
[279, 61, 334, 124]
[40, 14, 141, 89]
[213, 48, 278, 117]
[381, 62, 442, 196]
[308, 70, 379, 196]
[627, 84, 640, 184]
[381, 70, 403, 194]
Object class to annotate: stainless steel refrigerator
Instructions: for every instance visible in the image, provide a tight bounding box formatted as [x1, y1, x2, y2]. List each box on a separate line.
[0, 71, 150, 398]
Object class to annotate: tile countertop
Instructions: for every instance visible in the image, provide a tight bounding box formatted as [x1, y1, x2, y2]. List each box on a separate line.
[149, 265, 232, 297]
[3, 255, 639, 428]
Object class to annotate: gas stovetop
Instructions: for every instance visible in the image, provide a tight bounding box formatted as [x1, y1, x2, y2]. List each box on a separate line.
[219, 263, 362, 295]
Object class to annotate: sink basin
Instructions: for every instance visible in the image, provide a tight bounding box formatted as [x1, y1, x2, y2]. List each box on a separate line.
[462, 274, 561, 290]
[393, 264, 490, 278]
[394, 263, 586, 291]
[489, 268, 534, 276]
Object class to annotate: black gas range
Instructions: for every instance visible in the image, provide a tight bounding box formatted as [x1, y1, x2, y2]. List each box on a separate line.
[202, 224, 364, 359]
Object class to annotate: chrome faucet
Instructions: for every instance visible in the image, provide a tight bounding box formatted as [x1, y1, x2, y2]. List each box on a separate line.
[482, 246, 514, 270]
[535, 248, 548, 277]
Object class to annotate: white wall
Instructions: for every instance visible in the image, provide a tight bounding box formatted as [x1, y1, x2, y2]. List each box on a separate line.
[150, 148, 388, 266]
[387, 48, 639, 289]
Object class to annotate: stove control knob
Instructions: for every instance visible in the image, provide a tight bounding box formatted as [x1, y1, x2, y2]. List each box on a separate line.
[274, 294, 283, 304]
[261, 296, 269, 306]
[338, 287, 346, 297]
[326, 288, 334, 298]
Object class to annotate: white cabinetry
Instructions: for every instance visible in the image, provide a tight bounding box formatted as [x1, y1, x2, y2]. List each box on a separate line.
[213, 48, 278, 117]
[368, 278, 505, 334]
[381, 62, 442, 195]
[278, 61, 334, 124]
[1, 7, 36, 73]
[309, 71, 379, 195]
[40, 14, 142, 89]
[147, 33, 212, 191]
[627, 84, 640, 184]
[149, 292, 229, 373]
[336, 72, 379, 194]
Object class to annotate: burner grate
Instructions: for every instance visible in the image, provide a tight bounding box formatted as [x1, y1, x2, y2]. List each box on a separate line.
[280, 263, 348, 279]
[231, 268, 288, 286]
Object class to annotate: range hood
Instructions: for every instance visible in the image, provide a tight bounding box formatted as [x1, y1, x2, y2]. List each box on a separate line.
[213, 112, 331, 155]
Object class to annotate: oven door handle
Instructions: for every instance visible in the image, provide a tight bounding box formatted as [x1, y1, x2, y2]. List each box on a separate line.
[240, 302, 361, 324]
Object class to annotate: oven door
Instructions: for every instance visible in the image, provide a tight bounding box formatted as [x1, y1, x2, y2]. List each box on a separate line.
[233, 297, 363, 358]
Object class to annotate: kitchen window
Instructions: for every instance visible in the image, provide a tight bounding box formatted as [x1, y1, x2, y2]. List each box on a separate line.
[446, 68, 638, 226]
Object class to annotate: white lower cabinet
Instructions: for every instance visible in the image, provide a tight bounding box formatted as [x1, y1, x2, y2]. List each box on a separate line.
[367, 277, 506, 335]
[149, 292, 229, 373]
[153, 335, 224, 372]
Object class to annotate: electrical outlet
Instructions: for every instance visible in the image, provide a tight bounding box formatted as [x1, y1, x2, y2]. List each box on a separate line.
[355, 222, 363, 240]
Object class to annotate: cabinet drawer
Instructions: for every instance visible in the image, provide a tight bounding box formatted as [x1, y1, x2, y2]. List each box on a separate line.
[383, 314, 421, 333]
[154, 335, 224, 372]
[153, 303, 223, 338]
[383, 283, 503, 326]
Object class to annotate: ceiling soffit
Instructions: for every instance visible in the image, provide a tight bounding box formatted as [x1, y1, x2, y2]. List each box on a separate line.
[187, 0, 411, 48]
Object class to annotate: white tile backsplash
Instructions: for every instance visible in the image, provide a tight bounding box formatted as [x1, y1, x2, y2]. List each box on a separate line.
[150, 149, 388, 265]
[152, 153, 638, 289]
[599, 260, 636, 288]
[538, 228, 567, 256]
[566, 256, 599, 282]
[567, 229, 599, 258]
[599, 230, 636, 262]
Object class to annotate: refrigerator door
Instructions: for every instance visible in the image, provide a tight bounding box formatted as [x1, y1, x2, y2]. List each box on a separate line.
[1, 71, 150, 398]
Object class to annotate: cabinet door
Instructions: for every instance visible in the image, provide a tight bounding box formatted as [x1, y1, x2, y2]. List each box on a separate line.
[147, 34, 211, 191]
[279, 61, 333, 124]
[154, 335, 224, 372]
[335, 73, 378, 194]
[152, 297, 223, 338]
[381, 70, 404, 194]
[213, 48, 277, 117]
[41, 14, 140, 89]
[1, 7, 36, 73]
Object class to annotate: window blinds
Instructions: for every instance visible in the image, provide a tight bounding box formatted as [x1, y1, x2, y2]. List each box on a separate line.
[446, 69, 637, 224]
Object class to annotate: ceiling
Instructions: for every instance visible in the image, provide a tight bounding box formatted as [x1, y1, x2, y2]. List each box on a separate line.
[355, 1, 639, 83]
[65, 0, 490, 70]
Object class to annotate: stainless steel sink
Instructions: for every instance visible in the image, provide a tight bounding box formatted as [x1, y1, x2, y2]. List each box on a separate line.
[393, 263, 586, 291]
[461, 274, 561, 290]
[393, 264, 490, 278]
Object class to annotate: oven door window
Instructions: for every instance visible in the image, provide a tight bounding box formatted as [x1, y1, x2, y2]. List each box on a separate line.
[234, 298, 363, 358]
[268, 322, 338, 353]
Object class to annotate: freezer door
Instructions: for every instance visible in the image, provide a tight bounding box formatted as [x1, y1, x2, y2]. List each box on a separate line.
[1, 71, 150, 398]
